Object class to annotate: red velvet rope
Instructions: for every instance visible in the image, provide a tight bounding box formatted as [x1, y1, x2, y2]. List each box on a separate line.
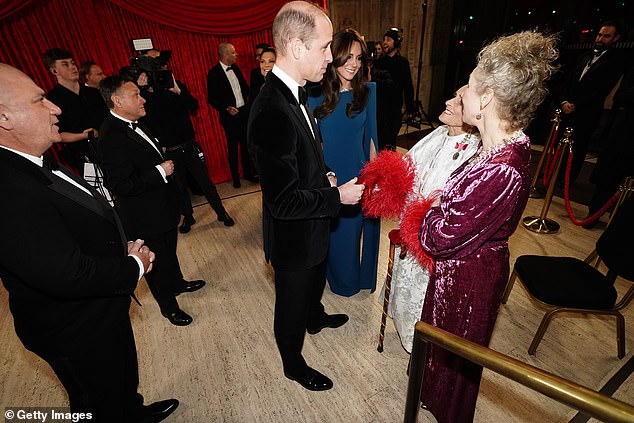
[562, 151, 620, 225]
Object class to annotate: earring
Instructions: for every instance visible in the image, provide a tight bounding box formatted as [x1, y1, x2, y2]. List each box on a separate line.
[475, 113, 482, 120]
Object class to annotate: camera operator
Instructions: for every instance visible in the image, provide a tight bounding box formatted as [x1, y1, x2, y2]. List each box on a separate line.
[133, 49, 234, 233]
[372, 28, 416, 150]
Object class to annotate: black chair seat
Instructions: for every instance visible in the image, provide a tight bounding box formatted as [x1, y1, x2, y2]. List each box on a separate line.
[515, 256, 618, 310]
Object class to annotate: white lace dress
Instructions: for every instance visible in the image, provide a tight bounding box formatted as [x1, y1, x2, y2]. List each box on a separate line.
[381, 126, 480, 352]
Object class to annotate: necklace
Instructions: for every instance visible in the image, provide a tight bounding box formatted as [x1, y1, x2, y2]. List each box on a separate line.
[470, 130, 524, 164]
[339, 87, 352, 93]
[452, 130, 474, 160]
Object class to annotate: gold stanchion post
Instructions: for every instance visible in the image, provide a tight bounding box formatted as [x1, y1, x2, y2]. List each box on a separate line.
[529, 109, 561, 198]
[523, 127, 574, 234]
[607, 176, 634, 225]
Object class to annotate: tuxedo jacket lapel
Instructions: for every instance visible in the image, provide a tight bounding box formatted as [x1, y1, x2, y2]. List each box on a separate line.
[43, 166, 117, 225]
[115, 119, 164, 161]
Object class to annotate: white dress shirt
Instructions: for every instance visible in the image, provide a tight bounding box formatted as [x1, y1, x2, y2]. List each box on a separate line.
[221, 62, 245, 108]
[109, 111, 167, 183]
[271, 65, 315, 138]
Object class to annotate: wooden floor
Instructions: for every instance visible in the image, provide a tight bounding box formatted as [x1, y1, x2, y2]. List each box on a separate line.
[1, 175, 632, 422]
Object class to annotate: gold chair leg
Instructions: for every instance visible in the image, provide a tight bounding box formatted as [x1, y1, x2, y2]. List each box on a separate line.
[616, 312, 625, 359]
[529, 308, 560, 355]
[502, 269, 517, 304]
[378, 242, 396, 353]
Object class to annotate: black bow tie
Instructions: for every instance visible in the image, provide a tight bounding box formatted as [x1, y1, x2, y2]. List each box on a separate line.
[226, 65, 235, 72]
[298, 86, 307, 106]
[129, 121, 138, 130]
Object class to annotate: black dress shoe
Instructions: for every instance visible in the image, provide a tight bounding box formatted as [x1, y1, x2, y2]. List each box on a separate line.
[174, 279, 206, 296]
[179, 216, 196, 234]
[161, 309, 192, 326]
[245, 175, 259, 183]
[142, 399, 179, 422]
[217, 212, 235, 227]
[232, 180, 241, 188]
[307, 313, 349, 334]
[141, 398, 179, 422]
[285, 367, 333, 391]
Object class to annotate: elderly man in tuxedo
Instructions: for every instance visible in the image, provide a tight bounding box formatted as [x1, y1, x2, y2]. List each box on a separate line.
[0, 63, 178, 422]
[97, 75, 205, 326]
[558, 20, 625, 185]
[207, 42, 258, 188]
[248, 1, 365, 391]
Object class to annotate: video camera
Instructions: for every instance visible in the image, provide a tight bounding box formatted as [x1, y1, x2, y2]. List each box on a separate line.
[128, 50, 174, 90]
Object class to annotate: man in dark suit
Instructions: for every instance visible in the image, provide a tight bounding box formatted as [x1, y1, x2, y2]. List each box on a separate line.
[585, 63, 634, 226]
[372, 28, 415, 150]
[0, 63, 178, 422]
[248, 1, 365, 391]
[97, 75, 205, 326]
[558, 21, 625, 185]
[207, 42, 257, 188]
[141, 49, 235, 234]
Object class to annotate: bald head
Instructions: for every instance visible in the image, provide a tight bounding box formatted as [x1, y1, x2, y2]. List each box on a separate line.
[0, 63, 62, 156]
[270, 1, 332, 85]
[218, 42, 237, 66]
[273, 1, 330, 57]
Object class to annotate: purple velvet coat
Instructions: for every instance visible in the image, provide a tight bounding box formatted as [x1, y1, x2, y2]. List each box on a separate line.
[418, 135, 531, 423]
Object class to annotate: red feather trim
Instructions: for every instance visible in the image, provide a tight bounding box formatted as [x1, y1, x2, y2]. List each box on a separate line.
[359, 150, 415, 218]
[399, 197, 435, 273]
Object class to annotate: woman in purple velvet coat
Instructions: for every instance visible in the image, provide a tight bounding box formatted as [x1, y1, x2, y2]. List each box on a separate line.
[410, 32, 558, 422]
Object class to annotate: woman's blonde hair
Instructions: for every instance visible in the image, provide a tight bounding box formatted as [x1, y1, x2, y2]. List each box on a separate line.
[475, 31, 559, 131]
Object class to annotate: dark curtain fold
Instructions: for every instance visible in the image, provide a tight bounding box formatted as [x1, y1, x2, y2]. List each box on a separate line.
[0, 0, 325, 183]
[107, 0, 291, 34]
[0, 0, 37, 20]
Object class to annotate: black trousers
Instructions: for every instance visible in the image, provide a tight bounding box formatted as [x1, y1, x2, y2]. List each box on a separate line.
[221, 107, 255, 183]
[165, 140, 226, 219]
[272, 260, 327, 374]
[143, 228, 183, 313]
[42, 318, 144, 423]
[561, 111, 599, 184]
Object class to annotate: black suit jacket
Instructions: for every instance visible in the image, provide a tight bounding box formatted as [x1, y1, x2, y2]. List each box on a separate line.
[0, 147, 139, 356]
[207, 62, 250, 124]
[559, 48, 625, 118]
[97, 114, 180, 238]
[247, 72, 340, 269]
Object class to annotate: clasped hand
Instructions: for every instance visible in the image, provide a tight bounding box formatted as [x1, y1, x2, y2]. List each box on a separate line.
[127, 239, 156, 273]
[338, 177, 365, 205]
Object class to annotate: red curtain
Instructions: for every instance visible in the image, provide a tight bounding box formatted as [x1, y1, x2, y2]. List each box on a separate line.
[0, 0, 325, 183]
[109, 0, 291, 34]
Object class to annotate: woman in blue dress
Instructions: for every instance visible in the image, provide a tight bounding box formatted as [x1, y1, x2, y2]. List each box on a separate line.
[308, 29, 380, 296]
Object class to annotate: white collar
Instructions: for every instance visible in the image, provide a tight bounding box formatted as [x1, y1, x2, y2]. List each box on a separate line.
[0, 145, 43, 167]
[272, 65, 301, 103]
[110, 110, 137, 128]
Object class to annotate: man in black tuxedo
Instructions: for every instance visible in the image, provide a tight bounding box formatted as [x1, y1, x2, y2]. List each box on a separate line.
[97, 75, 205, 326]
[558, 21, 625, 185]
[207, 42, 257, 188]
[248, 1, 365, 391]
[0, 63, 178, 422]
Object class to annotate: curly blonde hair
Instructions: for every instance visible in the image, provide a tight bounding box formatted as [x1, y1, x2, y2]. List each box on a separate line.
[474, 31, 559, 131]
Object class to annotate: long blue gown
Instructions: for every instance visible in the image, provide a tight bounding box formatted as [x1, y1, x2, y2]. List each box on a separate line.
[308, 83, 380, 296]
